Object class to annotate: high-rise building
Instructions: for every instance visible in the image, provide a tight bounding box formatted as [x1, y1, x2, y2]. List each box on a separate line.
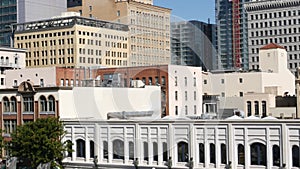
[171, 20, 217, 71]
[14, 14, 129, 68]
[215, 0, 249, 70]
[67, 0, 171, 66]
[245, 0, 300, 75]
[0, 0, 66, 47]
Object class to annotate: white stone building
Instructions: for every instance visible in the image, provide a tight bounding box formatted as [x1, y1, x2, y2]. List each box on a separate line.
[0, 47, 26, 88]
[62, 117, 300, 169]
[202, 43, 295, 118]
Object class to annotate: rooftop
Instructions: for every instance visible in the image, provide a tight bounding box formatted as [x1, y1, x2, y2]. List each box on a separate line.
[260, 43, 285, 50]
[13, 16, 129, 33]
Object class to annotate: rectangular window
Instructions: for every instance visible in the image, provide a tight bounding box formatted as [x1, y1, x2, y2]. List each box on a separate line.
[184, 77, 187, 86]
[175, 76, 177, 86]
[194, 105, 197, 114]
[23, 96, 34, 112]
[185, 91, 188, 101]
[175, 91, 178, 101]
[193, 77, 196, 86]
[194, 91, 197, 100]
[175, 106, 178, 115]
[221, 79, 225, 84]
[4, 120, 17, 133]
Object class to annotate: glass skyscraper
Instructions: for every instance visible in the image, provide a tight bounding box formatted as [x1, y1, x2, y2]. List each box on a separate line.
[215, 0, 249, 70]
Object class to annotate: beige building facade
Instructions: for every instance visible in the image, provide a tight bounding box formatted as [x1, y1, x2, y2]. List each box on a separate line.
[67, 0, 171, 66]
[14, 15, 129, 68]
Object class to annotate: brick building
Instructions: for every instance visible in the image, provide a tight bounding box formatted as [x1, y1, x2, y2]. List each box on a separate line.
[6, 65, 203, 117]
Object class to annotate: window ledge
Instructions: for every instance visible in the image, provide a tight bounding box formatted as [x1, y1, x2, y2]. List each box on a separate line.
[40, 111, 55, 115]
[3, 112, 17, 115]
[22, 111, 34, 115]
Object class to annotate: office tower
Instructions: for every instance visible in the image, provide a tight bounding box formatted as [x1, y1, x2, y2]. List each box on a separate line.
[245, 0, 300, 75]
[0, 0, 66, 47]
[67, 0, 171, 66]
[14, 14, 129, 68]
[171, 20, 217, 71]
[215, 0, 249, 70]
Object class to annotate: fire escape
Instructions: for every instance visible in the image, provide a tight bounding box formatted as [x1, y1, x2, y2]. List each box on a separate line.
[232, 0, 241, 68]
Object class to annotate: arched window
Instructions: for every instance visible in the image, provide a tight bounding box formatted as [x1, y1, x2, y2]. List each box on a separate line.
[153, 142, 158, 161]
[178, 141, 188, 162]
[76, 139, 85, 158]
[66, 140, 72, 157]
[103, 141, 108, 159]
[113, 139, 124, 160]
[250, 143, 266, 166]
[143, 142, 148, 161]
[3, 97, 9, 112]
[292, 145, 300, 167]
[5, 57, 8, 64]
[199, 143, 205, 163]
[39, 96, 47, 112]
[210, 143, 216, 164]
[238, 144, 245, 165]
[163, 142, 168, 161]
[90, 141, 94, 158]
[48, 95, 55, 112]
[221, 143, 227, 164]
[10, 96, 17, 112]
[272, 145, 280, 166]
[1, 56, 4, 63]
[247, 101, 252, 116]
[129, 141, 134, 160]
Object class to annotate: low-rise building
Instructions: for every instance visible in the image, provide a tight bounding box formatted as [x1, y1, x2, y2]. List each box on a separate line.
[62, 117, 300, 169]
[203, 43, 295, 118]
[6, 65, 203, 117]
[0, 81, 161, 139]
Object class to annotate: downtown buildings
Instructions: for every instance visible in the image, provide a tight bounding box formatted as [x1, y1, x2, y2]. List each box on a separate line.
[67, 0, 171, 66]
[13, 14, 129, 68]
[245, 0, 300, 75]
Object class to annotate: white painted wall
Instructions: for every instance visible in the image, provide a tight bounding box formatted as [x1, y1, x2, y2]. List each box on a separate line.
[168, 65, 202, 116]
[5, 67, 57, 88]
[59, 86, 161, 120]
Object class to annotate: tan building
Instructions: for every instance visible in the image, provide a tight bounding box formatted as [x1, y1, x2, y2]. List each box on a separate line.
[14, 14, 129, 68]
[67, 0, 171, 66]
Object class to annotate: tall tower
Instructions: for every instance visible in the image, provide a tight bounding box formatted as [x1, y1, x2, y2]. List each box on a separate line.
[215, 0, 249, 70]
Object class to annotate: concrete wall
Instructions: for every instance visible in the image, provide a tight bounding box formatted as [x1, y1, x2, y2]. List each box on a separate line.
[5, 67, 57, 88]
[59, 86, 161, 120]
[168, 65, 202, 116]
